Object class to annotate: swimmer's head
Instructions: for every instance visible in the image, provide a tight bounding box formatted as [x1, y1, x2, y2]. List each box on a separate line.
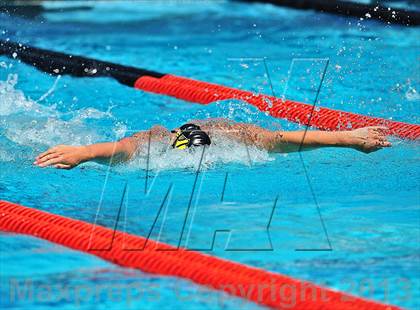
[171, 123, 211, 150]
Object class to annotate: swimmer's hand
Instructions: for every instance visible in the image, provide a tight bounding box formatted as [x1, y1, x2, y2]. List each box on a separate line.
[34, 139, 138, 169]
[347, 126, 392, 153]
[34, 145, 91, 169]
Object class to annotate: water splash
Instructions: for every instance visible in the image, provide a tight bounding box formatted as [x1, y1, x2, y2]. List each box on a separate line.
[0, 74, 118, 149]
[405, 86, 419, 101]
[393, 80, 420, 102]
[0, 75, 273, 170]
[36, 75, 62, 102]
[125, 134, 272, 172]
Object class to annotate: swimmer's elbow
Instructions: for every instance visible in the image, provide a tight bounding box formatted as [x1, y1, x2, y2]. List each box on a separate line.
[117, 137, 138, 160]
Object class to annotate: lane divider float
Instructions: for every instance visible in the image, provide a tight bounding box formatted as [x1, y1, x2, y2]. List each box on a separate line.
[1, 40, 419, 140]
[0, 200, 399, 309]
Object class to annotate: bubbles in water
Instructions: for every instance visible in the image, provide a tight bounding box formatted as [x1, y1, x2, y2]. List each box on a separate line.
[405, 87, 419, 101]
[0, 74, 117, 149]
[392, 79, 420, 101]
[0, 76, 273, 170]
[127, 134, 272, 172]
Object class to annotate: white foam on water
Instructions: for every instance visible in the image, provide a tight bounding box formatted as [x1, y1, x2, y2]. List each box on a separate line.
[0, 149, 12, 162]
[0, 74, 273, 170]
[126, 134, 273, 172]
[0, 74, 116, 150]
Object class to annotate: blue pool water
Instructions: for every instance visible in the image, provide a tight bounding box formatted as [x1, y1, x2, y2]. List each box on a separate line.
[0, 1, 419, 309]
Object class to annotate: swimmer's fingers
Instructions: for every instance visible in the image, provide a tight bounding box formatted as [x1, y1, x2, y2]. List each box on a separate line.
[369, 127, 391, 146]
[37, 156, 64, 168]
[34, 152, 61, 166]
[36, 149, 55, 161]
[379, 141, 392, 147]
[36, 144, 68, 160]
[35, 145, 63, 161]
[379, 137, 391, 144]
[373, 134, 392, 147]
[368, 126, 390, 135]
[371, 133, 388, 142]
[373, 140, 392, 148]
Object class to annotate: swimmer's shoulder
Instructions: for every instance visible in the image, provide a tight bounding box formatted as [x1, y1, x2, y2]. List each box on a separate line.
[150, 125, 170, 137]
[131, 125, 170, 140]
[189, 118, 235, 132]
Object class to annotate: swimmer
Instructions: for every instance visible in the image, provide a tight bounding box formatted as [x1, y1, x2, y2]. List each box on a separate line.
[34, 119, 391, 169]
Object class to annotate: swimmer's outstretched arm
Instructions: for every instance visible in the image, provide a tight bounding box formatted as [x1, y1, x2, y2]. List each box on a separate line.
[33, 129, 158, 169]
[198, 120, 391, 153]
[239, 126, 392, 153]
[268, 127, 391, 153]
[34, 138, 137, 169]
[34, 125, 169, 169]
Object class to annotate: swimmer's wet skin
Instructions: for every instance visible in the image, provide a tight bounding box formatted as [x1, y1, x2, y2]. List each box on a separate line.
[34, 119, 391, 169]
